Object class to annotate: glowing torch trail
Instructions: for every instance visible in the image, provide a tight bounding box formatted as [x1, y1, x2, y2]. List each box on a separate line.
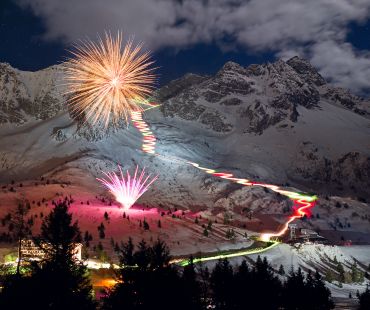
[186, 162, 317, 241]
[130, 109, 318, 241]
[97, 166, 158, 210]
[131, 110, 157, 154]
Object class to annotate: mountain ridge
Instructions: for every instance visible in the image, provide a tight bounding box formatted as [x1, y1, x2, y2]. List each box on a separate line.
[0, 56, 369, 203]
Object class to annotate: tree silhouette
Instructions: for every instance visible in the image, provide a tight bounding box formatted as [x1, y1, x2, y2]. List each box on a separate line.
[7, 201, 33, 275]
[311, 270, 334, 309]
[283, 267, 307, 309]
[234, 260, 252, 309]
[283, 268, 333, 310]
[98, 222, 105, 239]
[103, 238, 181, 310]
[252, 256, 282, 310]
[0, 201, 95, 310]
[359, 285, 370, 310]
[210, 259, 235, 310]
[278, 264, 285, 275]
[143, 219, 150, 230]
[181, 257, 204, 310]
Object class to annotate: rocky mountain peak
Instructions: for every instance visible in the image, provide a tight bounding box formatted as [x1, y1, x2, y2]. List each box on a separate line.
[0, 62, 66, 124]
[0, 62, 14, 71]
[217, 61, 246, 76]
[0, 57, 368, 136]
[155, 73, 208, 102]
[286, 56, 326, 86]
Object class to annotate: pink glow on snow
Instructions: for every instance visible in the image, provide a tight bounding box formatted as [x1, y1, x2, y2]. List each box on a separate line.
[97, 166, 158, 210]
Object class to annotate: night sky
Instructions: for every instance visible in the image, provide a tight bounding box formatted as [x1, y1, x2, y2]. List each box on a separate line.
[1, 0, 370, 92]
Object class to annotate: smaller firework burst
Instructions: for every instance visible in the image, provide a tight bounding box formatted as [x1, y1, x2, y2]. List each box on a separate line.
[97, 166, 158, 210]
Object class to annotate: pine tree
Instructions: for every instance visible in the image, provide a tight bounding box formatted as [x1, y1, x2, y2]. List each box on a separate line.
[278, 264, 285, 275]
[84, 230, 92, 247]
[103, 239, 182, 310]
[0, 202, 96, 309]
[119, 237, 135, 267]
[311, 270, 334, 309]
[98, 222, 105, 239]
[143, 219, 150, 230]
[337, 262, 345, 282]
[252, 256, 282, 309]
[351, 262, 364, 283]
[7, 202, 33, 275]
[150, 239, 171, 269]
[225, 228, 235, 239]
[283, 267, 306, 309]
[234, 260, 253, 308]
[134, 239, 151, 270]
[359, 285, 370, 310]
[210, 259, 235, 310]
[181, 257, 203, 310]
[203, 228, 209, 237]
[325, 269, 335, 283]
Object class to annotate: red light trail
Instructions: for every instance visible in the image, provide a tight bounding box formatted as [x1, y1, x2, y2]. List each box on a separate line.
[131, 108, 317, 241]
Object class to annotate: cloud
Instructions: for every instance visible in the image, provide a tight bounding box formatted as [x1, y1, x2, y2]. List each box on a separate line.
[16, 0, 370, 93]
[310, 41, 370, 94]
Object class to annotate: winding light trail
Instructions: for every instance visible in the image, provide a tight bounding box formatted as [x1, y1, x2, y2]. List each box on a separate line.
[131, 110, 156, 154]
[173, 240, 280, 267]
[130, 108, 318, 243]
[185, 162, 317, 241]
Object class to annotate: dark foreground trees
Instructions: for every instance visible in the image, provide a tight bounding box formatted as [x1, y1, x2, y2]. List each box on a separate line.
[208, 256, 333, 310]
[103, 238, 204, 310]
[0, 201, 96, 310]
[103, 239, 335, 310]
[0, 202, 341, 310]
[283, 268, 334, 310]
[1, 201, 33, 275]
[359, 285, 370, 310]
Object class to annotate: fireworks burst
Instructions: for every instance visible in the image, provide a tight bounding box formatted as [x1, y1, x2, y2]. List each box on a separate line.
[97, 166, 158, 210]
[63, 32, 156, 127]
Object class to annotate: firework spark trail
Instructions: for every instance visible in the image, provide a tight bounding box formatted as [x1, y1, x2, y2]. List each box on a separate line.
[63, 32, 156, 127]
[97, 165, 158, 210]
[131, 109, 317, 241]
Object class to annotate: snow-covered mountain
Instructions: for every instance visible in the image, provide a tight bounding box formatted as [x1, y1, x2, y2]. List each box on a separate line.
[0, 56, 369, 213]
[159, 57, 370, 199]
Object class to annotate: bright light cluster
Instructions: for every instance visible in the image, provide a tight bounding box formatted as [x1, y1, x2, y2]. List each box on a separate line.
[63, 32, 156, 127]
[97, 166, 158, 210]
